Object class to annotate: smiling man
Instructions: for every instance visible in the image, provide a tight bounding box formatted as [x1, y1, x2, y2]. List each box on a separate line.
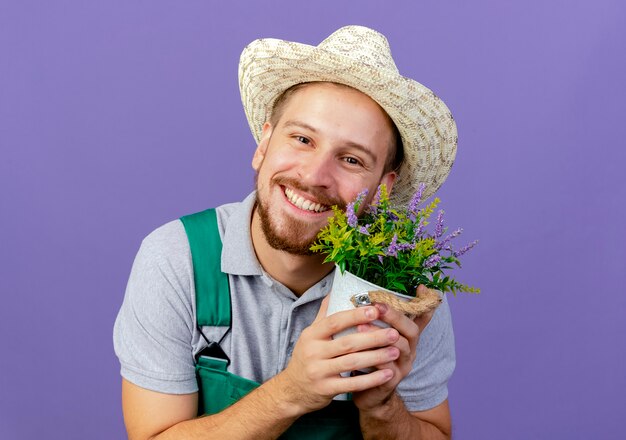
[114, 26, 458, 439]
[251, 82, 400, 291]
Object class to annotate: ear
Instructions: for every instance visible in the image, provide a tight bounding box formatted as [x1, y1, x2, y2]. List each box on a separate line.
[380, 171, 397, 194]
[252, 122, 273, 171]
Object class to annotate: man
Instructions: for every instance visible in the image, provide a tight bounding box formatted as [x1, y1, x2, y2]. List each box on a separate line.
[114, 26, 458, 439]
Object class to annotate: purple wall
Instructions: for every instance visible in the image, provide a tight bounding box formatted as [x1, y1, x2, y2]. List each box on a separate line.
[2, 1, 625, 438]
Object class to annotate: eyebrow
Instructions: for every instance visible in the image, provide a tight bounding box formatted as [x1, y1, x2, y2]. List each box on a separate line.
[281, 119, 378, 163]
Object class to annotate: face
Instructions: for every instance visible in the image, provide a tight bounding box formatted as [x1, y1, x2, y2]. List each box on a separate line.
[252, 82, 397, 255]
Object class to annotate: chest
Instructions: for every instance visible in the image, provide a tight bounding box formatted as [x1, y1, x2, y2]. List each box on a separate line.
[193, 274, 326, 383]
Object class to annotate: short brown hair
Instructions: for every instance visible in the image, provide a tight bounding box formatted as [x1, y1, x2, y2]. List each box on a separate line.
[269, 82, 404, 173]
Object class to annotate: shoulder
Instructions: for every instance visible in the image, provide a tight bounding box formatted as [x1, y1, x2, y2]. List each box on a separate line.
[122, 219, 195, 319]
[214, 197, 253, 236]
[140, 219, 189, 258]
[177, 197, 251, 238]
[140, 196, 243, 258]
[114, 221, 199, 393]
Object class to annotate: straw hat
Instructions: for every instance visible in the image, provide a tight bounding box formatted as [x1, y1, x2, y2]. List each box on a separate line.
[238, 25, 457, 207]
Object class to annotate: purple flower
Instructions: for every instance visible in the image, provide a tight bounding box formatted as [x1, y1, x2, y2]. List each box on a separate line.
[346, 201, 358, 227]
[358, 224, 371, 235]
[408, 183, 426, 220]
[367, 185, 382, 215]
[385, 234, 399, 257]
[413, 219, 425, 240]
[454, 240, 479, 257]
[378, 255, 384, 264]
[346, 189, 369, 228]
[434, 210, 445, 238]
[397, 242, 415, 252]
[355, 188, 369, 205]
[424, 254, 441, 268]
[435, 227, 462, 250]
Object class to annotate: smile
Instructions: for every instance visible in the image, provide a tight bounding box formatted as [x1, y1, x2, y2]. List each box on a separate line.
[284, 188, 329, 213]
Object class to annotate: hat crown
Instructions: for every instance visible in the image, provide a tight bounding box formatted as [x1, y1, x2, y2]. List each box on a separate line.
[318, 26, 399, 74]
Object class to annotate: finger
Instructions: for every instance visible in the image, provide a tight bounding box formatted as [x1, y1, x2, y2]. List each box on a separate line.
[327, 347, 400, 377]
[313, 295, 331, 323]
[310, 306, 380, 339]
[392, 335, 412, 365]
[323, 368, 395, 396]
[367, 360, 399, 387]
[356, 323, 379, 333]
[373, 303, 419, 345]
[326, 327, 399, 358]
[370, 335, 411, 372]
[414, 309, 434, 333]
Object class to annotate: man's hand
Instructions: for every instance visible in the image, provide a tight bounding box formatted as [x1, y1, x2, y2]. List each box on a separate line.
[352, 284, 435, 412]
[277, 295, 404, 414]
[121, 287, 447, 440]
[348, 285, 452, 440]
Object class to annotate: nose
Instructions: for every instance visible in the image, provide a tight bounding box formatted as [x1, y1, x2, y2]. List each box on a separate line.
[297, 150, 336, 189]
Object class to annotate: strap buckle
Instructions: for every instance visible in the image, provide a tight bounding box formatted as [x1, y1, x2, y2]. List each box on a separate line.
[195, 341, 231, 366]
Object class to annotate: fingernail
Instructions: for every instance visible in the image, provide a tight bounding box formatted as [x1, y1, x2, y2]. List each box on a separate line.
[365, 307, 375, 319]
[387, 329, 398, 341]
[376, 303, 388, 314]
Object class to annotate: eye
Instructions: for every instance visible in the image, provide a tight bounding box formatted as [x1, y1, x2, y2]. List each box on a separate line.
[295, 136, 310, 145]
[343, 156, 362, 166]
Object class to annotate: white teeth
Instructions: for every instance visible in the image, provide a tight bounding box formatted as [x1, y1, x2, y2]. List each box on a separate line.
[283, 188, 328, 213]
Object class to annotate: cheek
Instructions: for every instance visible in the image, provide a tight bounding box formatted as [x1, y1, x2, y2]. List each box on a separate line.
[255, 153, 295, 190]
[341, 178, 385, 207]
[340, 182, 372, 204]
[262, 147, 301, 174]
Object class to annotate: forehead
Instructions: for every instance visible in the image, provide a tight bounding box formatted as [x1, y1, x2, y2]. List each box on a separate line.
[277, 82, 389, 121]
[275, 83, 395, 155]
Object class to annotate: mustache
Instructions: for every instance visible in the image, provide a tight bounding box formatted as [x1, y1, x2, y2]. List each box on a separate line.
[273, 176, 346, 210]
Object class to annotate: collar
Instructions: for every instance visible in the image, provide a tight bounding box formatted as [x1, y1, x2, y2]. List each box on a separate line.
[220, 191, 336, 304]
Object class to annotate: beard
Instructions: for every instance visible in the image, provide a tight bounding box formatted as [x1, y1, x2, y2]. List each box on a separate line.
[255, 175, 346, 256]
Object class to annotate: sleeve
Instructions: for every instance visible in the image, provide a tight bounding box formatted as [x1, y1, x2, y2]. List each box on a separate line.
[113, 220, 199, 394]
[397, 294, 456, 411]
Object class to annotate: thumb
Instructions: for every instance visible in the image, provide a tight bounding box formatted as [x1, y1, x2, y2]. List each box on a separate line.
[313, 294, 330, 323]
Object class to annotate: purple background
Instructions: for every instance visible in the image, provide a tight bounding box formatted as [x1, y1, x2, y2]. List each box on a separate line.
[1, 1, 625, 438]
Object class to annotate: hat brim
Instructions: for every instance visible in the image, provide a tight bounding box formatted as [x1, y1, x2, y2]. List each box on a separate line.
[239, 38, 457, 207]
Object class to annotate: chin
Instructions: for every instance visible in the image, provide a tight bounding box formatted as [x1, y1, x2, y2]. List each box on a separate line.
[257, 201, 320, 255]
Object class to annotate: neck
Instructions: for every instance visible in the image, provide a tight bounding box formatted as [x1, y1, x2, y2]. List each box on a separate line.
[250, 206, 333, 296]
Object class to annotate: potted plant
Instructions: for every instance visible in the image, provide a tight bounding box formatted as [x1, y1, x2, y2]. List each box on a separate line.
[311, 183, 479, 337]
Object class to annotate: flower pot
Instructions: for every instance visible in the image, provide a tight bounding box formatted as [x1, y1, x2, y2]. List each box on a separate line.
[327, 267, 417, 400]
[327, 266, 416, 339]
[327, 266, 442, 400]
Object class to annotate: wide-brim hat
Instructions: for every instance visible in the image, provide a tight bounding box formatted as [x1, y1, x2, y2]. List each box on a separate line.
[238, 25, 457, 207]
